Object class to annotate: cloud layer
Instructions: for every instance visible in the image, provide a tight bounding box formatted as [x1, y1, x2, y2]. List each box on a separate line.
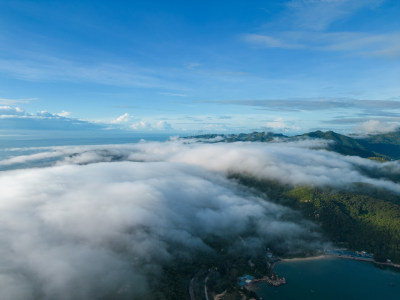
[0, 139, 337, 299]
[2, 138, 400, 298]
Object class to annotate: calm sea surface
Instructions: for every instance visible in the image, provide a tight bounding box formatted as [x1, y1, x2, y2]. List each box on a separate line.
[258, 257, 400, 299]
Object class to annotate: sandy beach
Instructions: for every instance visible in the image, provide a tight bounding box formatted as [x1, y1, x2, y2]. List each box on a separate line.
[280, 255, 328, 262]
[280, 254, 400, 269]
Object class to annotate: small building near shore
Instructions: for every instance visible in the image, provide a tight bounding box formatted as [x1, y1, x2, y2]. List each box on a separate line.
[238, 275, 255, 287]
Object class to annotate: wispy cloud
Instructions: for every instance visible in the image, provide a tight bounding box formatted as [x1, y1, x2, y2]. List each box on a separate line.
[242, 34, 304, 49]
[243, 31, 400, 57]
[325, 116, 400, 125]
[0, 55, 179, 89]
[185, 62, 201, 70]
[159, 92, 188, 97]
[243, 1, 398, 58]
[285, 0, 384, 30]
[0, 98, 37, 105]
[210, 98, 400, 111]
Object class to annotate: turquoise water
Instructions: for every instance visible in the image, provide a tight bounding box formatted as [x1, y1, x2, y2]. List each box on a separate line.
[258, 257, 400, 299]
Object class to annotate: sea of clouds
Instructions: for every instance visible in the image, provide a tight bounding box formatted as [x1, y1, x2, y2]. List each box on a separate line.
[1, 138, 400, 299]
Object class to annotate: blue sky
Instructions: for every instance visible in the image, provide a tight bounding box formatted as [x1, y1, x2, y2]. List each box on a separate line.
[1, 0, 400, 136]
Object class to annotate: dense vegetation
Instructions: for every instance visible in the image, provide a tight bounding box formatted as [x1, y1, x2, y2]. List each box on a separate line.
[233, 175, 400, 263]
[152, 175, 400, 298]
[187, 130, 400, 261]
[169, 130, 400, 298]
[153, 236, 271, 299]
[155, 177, 400, 298]
[287, 186, 400, 262]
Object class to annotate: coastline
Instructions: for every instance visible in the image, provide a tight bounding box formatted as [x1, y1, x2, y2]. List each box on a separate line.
[257, 255, 400, 299]
[280, 255, 327, 262]
[278, 253, 400, 269]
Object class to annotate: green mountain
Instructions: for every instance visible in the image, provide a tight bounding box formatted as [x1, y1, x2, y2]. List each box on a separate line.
[188, 130, 400, 160]
[298, 130, 378, 158]
[358, 131, 400, 160]
[188, 131, 286, 142]
[188, 130, 400, 263]
[232, 175, 400, 263]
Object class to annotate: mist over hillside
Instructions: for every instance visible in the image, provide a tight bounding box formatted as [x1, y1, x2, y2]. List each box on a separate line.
[1, 132, 400, 298]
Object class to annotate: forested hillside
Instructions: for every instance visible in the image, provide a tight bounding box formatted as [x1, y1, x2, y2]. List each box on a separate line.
[233, 175, 400, 263]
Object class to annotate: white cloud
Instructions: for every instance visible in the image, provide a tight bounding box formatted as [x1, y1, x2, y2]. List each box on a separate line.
[3, 136, 400, 298]
[33, 110, 71, 118]
[130, 120, 151, 130]
[242, 34, 303, 49]
[0, 106, 105, 131]
[0, 143, 323, 298]
[242, 0, 397, 58]
[0, 106, 173, 132]
[354, 120, 400, 135]
[57, 111, 71, 117]
[0, 55, 183, 90]
[185, 62, 201, 70]
[111, 113, 130, 124]
[266, 118, 289, 129]
[0, 106, 25, 116]
[159, 92, 188, 97]
[0, 98, 36, 105]
[3, 139, 400, 193]
[286, 0, 383, 31]
[130, 120, 172, 131]
[154, 120, 172, 130]
[242, 31, 400, 57]
[36, 110, 55, 117]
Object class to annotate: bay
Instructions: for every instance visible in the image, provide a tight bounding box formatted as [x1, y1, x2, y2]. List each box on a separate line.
[258, 257, 400, 299]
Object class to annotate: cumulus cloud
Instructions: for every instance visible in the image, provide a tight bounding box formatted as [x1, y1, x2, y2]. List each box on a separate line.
[130, 120, 172, 131]
[264, 117, 300, 132]
[36, 110, 56, 117]
[111, 113, 130, 124]
[130, 120, 150, 130]
[0, 106, 25, 116]
[0, 106, 106, 131]
[0, 106, 174, 133]
[154, 120, 172, 130]
[56, 110, 71, 117]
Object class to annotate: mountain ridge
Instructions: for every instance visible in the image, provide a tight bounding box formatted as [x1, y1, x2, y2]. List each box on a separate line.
[187, 130, 400, 160]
